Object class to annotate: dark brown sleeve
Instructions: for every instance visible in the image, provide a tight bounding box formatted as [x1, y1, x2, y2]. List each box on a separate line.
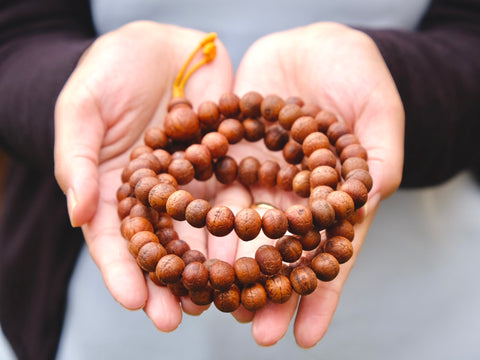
[362, 0, 480, 187]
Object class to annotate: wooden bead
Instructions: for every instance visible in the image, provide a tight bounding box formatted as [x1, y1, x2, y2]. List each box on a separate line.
[292, 170, 311, 198]
[129, 230, 159, 257]
[290, 266, 317, 295]
[285, 204, 313, 235]
[340, 178, 369, 209]
[243, 118, 266, 142]
[116, 182, 133, 202]
[310, 198, 336, 229]
[182, 249, 207, 265]
[258, 160, 280, 187]
[218, 118, 244, 144]
[168, 281, 189, 297]
[276, 164, 300, 191]
[265, 274, 292, 303]
[301, 103, 321, 117]
[117, 197, 138, 220]
[185, 199, 212, 228]
[213, 284, 240, 312]
[129, 145, 153, 160]
[234, 257, 261, 285]
[137, 242, 167, 272]
[340, 143, 368, 162]
[209, 260, 235, 290]
[182, 261, 209, 291]
[290, 116, 317, 143]
[315, 110, 337, 133]
[241, 283, 268, 311]
[261, 94, 285, 122]
[308, 148, 337, 170]
[310, 165, 339, 189]
[184, 144, 212, 173]
[239, 91, 263, 118]
[167, 96, 192, 111]
[189, 284, 214, 305]
[121, 216, 154, 240]
[129, 168, 157, 189]
[152, 149, 172, 173]
[261, 208, 288, 239]
[193, 162, 214, 181]
[156, 212, 174, 229]
[335, 133, 359, 154]
[285, 96, 304, 107]
[326, 190, 355, 220]
[214, 156, 238, 184]
[234, 208, 262, 241]
[324, 236, 354, 264]
[255, 245, 283, 275]
[201, 132, 229, 158]
[157, 173, 178, 189]
[278, 103, 302, 130]
[206, 206, 234, 237]
[122, 157, 157, 182]
[129, 203, 159, 228]
[165, 239, 190, 257]
[165, 189, 194, 221]
[155, 227, 179, 246]
[148, 183, 177, 212]
[327, 121, 351, 144]
[164, 106, 199, 141]
[309, 185, 334, 203]
[345, 168, 373, 192]
[327, 219, 355, 241]
[237, 156, 261, 186]
[218, 92, 241, 118]
[311, 253, 340, 281]
[168, 158, 195, 185]
[197, 100, 221, 131]
[134, 176, 160, 206]
[276, 235, 303, 263]
[144, 127, 168, 149]
[302, 132, 330, 157]
[264, 124, 289, 151]
[155, 254, 185, 284]
[299, 229, 322, 251]
[283, 139, 304, 164]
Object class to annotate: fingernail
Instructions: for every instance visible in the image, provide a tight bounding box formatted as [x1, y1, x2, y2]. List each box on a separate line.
[66, 188, 79, 227]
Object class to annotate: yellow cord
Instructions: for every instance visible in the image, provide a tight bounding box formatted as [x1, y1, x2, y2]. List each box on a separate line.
[172, 32, 217, 98]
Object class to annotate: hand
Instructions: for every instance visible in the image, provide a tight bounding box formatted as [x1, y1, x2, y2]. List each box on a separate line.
[226, 23, 404, 347]
[54, 21, 234, 331]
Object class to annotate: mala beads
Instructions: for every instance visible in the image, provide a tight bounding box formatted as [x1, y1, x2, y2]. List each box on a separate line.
[116, 33, 373, 313]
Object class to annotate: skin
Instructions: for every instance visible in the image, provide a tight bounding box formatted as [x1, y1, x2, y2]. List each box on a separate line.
[54, 21, 404, 349]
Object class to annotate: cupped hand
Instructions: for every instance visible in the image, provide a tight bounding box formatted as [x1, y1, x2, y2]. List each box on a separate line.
[54, 21, 234, 331]
[225, 23, 405, 348]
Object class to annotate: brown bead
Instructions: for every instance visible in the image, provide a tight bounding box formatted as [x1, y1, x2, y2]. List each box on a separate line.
[290, 266, 317, 295]
[261, 208, 288, 239]
[206, 206, 234, 237]
[276, 235, 303, 263]
[255, 245, 283, 276]
[193, 162, 214, 181]
[121, 216, 154, 240]
[258, 160, 280, 187]
[218, 118, 244, 144]
[346, 168, 373, 192]
[144, 127, 168, 149]
[241, 283, 268, 311]
[301, 103, 321, 117]
[214, 156, 238, 185]
[239, 91, 263, 118]
[128, 230, 159, 257]
[264, 124, 289, 151]
[130, 203, 158, 226]
[156, 212, 174, 229]
[165, 239, 190, 257]
[122, 157, 157, 182]
[184, 144, 212, 173]
[276, 164, 300, 191]
[243, 118, 266, 142]
[285, 204, 313, 235]
[315, 110, 337, 133]
[234, 257, 261, 285]
[261, 94, 285, 122]
[340, 143, 368, 162]
[309, 185, 334, 203]
[165, 189, 194, 221]
[182, 261, 209, 291]
[157, 173, 178, 188]
[201, 132, 229, 158]
[278, 103, 303, 130]
[197, 100, 221, 131]
[129, 145, 154, 160]
[237, 156, 261, 186]
[327, 219, 355, 241]
[285, 96, 304, 107]
[148, 183, 177, 212]
[311, 253, 340, 281]
[282, 139, 304, 165]
[185, 199, 212, 228]
[189, 284, 214, 305]
[265, 274, 292, 303]
[129, 168, 157, 189]
[152, 149, 172, 173]
[326, 190, 355, 220]
[116, 182, 133, 202]
[302, 132, 330, 157]
[168, 158, 195, 185]
[327, 121, 351, 144]
[299, 229, 322, 251]
[292, 170, 311, 198]
[341, 157, 369, 179]
[310, 165, 339, 189]
[167, 281, 189, 297]
[137, 242, 167, 273]
[209, 260, 236, 290]
[134, 176, 161, 205]
[149, 271, 166, 287]
[155, 227, 179, 246]
[310, 198, 336, 229]
[308, 148, 337, 170]
[324, 236, 354, 264]
[218, 92, 241, 118]
[182, 249, 207, 265]
[340, 178, 369, 209]
[290, 116, 317, 143]
[117, 197, 138, 220]
[234, 208, 262, 241]
[155, 254, 185, 284]
[167, 97, 192, 111]
[213, 284, 241, 312]
[164, 106, 199, 141]
[335, 133, 359, 154]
